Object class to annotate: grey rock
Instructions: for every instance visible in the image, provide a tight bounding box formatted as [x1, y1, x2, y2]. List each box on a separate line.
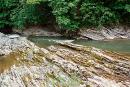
[0, 33, 129, 87]
[101, 28, 117, 39]
[8, 34, 20, 39]
[79, 26, 130, 40]
[83, 33, 105, 40]
[13, 26, 62, 37]
[79, 29, 105, 40]
[0, 33, 35, 55]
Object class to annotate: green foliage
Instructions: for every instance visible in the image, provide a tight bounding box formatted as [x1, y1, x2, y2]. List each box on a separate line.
[48, 0, 80, 30]
[10, 0, 48, 29]
[80, 1, 117, 27]
[0, 0, 14, 28]
[26, 0, 43, 4]
[0, 0, 48, 29]
[11, 4, 40, 29]
[125, 4, 130, 12]
[103, 0, 130, 22]
[0, 0, 130, 31]
[48, 0, 129, 30]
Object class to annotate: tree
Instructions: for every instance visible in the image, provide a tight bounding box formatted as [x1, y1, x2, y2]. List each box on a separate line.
[0, 0, 130, 32]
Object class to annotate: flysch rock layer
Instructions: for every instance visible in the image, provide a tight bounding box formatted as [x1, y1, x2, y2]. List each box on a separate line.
[0, 33, 129, 87]
[79, 26, 130, 40]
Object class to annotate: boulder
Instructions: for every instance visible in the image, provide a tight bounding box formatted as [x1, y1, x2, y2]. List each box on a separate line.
[79, 29, 105, 40]
[0, 33, 38, 55]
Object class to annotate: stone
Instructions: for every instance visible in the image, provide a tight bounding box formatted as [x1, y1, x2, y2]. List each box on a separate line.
[8, 34, 20, 39]
[0, 33, 37, 55]
[0, 33, 129, 87]
[101, 28, 116, 39]
[79, 29, 105, 40]
[13, 26, 62, 37]
[79, 26, 130, 40]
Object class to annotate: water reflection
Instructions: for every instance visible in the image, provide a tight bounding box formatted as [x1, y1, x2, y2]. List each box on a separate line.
[0, 52, 18, 73]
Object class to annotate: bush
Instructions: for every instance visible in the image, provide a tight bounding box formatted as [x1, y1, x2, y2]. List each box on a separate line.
[0, 0, 130, 31]
[0, 0, 49, 29]
[10, 0, 49, 29]
[0, 0, 15, 29]
[48, 0, 80, 31]
[48, 0, 129, 30]
[80, 1, 118, 27]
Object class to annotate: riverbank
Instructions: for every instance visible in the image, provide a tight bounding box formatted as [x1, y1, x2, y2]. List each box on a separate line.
[0, 33, 129, 87]
[79, 26, 130, 40]
[13, 25, 130, 41]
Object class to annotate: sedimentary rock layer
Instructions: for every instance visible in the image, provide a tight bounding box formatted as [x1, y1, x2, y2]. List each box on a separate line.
[0, 33, 129, 87]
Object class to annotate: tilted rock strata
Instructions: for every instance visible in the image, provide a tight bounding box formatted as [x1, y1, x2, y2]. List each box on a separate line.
[0, 33, 129, 87]
[79, 26, 130, 40]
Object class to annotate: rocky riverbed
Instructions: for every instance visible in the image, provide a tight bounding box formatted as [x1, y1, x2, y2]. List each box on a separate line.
[13, 25, 130, 41]
[0, 33, 130, 87]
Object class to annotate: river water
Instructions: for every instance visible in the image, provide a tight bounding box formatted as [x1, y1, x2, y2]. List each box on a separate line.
[73, 39, 130, 53]
[28, 36, 130, 53]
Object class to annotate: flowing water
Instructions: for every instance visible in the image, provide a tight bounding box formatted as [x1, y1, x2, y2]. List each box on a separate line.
[29, 36, 130, 54]
[28, 36, 73, 48]
[73, 39, 130, 53]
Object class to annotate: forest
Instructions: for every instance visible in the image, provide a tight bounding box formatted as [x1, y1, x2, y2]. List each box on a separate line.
[0, 0, 130, 32]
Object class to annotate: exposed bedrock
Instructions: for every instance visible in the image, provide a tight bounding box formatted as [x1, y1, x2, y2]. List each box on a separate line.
[79, 26, 130, 40]
[0, 33, 129, 87]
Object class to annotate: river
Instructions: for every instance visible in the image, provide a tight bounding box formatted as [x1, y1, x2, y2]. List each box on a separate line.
[28, 36, 130, 54]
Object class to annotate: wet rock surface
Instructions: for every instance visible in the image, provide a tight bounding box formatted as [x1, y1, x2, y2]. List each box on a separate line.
[79, 26, 130, 40]
[0, 33, 130, 87]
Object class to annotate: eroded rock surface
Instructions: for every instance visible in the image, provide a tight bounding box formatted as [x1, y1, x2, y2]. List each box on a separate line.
[79, 26, 130, 40]
[0, 33, 130, 87]
[13, 26, 62, 37]
[0, 33, 38, 55]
